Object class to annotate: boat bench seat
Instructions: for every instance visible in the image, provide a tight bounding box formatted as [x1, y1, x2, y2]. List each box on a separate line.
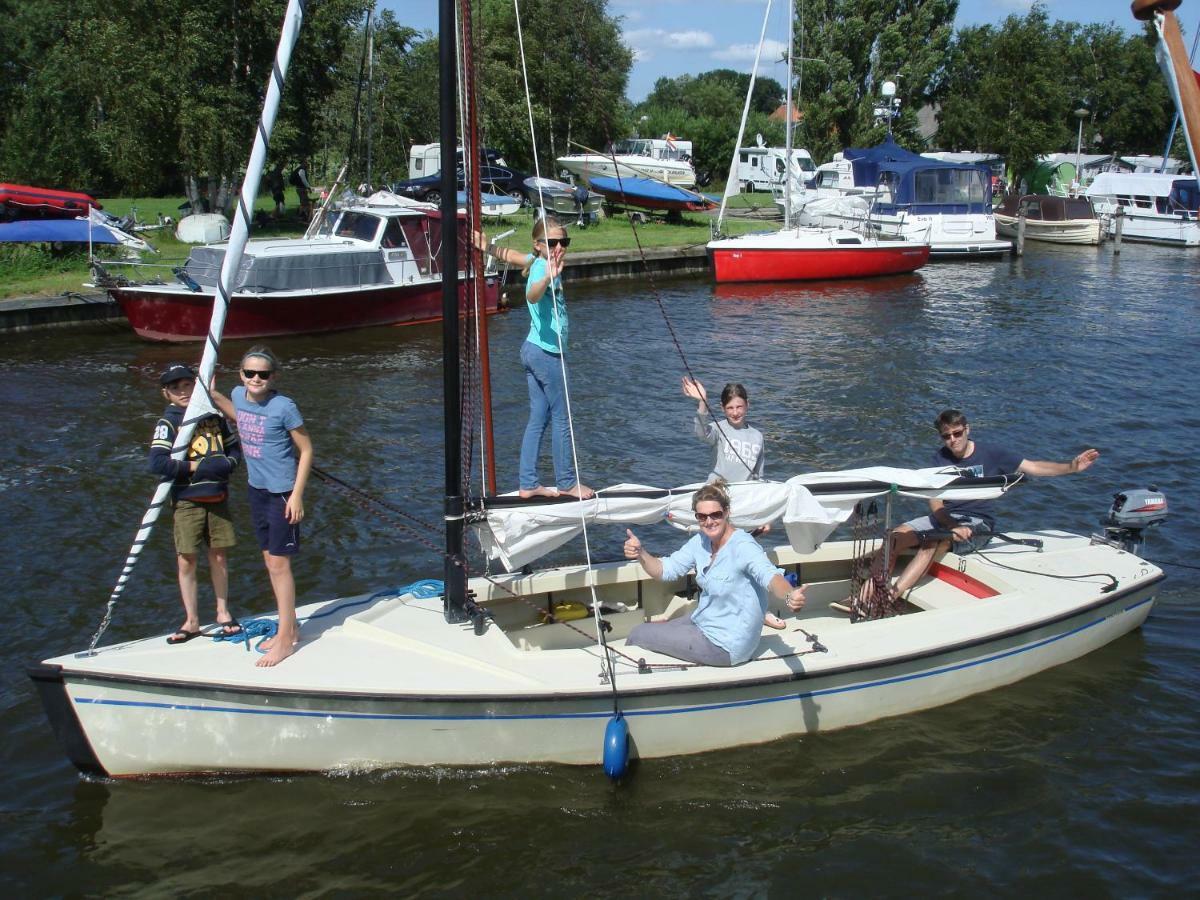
[905, 574, 983, 612]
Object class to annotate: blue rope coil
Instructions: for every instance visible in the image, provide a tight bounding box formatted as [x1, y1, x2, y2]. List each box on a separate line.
[212, 579, 446, 654]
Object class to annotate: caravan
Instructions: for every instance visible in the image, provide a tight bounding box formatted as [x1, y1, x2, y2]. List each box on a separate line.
[736, 145, 815, 192]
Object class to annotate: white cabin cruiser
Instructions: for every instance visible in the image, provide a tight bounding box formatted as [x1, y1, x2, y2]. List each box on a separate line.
[557, 136, 697, 188]
[1085, 172, 1200, 246]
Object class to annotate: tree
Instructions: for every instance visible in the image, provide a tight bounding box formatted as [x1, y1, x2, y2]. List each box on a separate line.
[794, 0, 958, 162]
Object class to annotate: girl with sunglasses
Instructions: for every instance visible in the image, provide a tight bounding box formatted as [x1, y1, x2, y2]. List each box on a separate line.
[517, 215, 592, 500]
[622, 481, 806, 666]
[213, 347, 313, 667]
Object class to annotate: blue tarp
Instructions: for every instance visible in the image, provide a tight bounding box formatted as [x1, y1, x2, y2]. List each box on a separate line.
[0, 218, 123, 244]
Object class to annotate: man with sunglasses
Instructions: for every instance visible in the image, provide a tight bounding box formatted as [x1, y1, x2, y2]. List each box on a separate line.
[870, 409, 1099, 606]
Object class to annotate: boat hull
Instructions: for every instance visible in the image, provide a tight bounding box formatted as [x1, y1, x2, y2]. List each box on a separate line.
[112, 277, 502, 342]
[30, 575, 1157, 776]
[709, 244, 930, 282]
[995, 214, 1100, 245]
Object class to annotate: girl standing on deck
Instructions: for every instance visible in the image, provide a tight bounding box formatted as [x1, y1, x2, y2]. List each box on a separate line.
[518, 215, 592, 500]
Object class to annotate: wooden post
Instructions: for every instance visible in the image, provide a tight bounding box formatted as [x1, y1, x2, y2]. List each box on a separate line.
[1113, 206, 1125, 253]
[1016, 211, 1026, 256]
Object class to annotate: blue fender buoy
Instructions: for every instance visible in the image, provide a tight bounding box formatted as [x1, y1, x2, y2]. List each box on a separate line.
[603, 714, 629, 780]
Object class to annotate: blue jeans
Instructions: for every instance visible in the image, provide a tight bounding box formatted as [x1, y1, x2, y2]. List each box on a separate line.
[519, 340, 576, 491]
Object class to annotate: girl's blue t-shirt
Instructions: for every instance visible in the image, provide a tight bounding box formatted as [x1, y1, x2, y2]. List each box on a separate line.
[232, 386, 304, 493]
[525, 256, 567, 352]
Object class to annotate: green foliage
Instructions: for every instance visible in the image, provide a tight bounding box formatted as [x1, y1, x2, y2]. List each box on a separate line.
[794, 0, 957, 162]
[936, 6, 1173, 174]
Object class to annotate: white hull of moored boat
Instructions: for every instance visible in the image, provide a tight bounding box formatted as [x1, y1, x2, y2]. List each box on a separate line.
[995, 215, 1101, 245]
[31, 532, 1161, 777]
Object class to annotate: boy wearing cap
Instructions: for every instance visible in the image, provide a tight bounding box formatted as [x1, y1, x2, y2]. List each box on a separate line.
[150, 363, 243, 644]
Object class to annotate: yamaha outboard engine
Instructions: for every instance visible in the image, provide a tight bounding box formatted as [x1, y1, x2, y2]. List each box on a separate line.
[1101, 487, 1168, 554]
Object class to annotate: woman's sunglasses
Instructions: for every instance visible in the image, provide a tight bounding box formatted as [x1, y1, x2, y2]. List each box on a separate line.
[242, 369, 274, 380]
[537, 237, 571, 248]
[695, 510, 726, 523]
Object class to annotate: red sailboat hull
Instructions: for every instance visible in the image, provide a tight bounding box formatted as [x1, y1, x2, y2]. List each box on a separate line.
[709, 244, 929, 283]
[112, 278, 502, 342]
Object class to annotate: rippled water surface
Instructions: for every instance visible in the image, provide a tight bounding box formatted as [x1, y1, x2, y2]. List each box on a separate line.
[2, 242, 1197, 896]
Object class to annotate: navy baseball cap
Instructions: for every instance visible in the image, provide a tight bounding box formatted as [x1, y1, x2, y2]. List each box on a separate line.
[159, 363, 196, 385]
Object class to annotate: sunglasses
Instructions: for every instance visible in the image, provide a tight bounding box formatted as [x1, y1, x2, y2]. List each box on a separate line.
[242, 368, 273, 380]
[537, 237, 571, 248]
[940, 427, 967, 441]
[695, 510, 726, 523]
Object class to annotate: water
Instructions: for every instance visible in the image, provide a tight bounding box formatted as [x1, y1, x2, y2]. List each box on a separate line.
[2, 243, 1198, 895]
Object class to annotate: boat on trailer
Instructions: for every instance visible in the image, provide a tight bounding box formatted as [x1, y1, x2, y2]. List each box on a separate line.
[29, 472, 1166, 776]
[105, 193, 501, 341]
[587, 175, 716, 213]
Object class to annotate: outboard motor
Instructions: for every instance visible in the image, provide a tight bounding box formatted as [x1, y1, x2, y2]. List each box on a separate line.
[1101, 487, 1168, 554]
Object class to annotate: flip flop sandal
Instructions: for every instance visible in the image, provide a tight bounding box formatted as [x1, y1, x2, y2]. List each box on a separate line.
[215, 617, 243, 636]
[166, 628, 202, 645]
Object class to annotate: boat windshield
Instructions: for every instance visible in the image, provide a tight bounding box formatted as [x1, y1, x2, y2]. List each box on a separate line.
[1169, 179, 1199, 212]
[613, 139, 649, 157]
[914, 168, 986, 207]
[335, 212, 383, 242]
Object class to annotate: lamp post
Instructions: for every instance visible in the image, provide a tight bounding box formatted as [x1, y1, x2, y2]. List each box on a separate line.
[1073, 108, 1088, 193]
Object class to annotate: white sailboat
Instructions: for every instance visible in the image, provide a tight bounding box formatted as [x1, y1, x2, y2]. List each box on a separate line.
[28, 0, 1170, 779]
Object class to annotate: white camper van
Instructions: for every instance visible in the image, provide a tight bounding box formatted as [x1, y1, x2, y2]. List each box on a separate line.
[407, 144, 509, 180]
[736, 144, 815, 192]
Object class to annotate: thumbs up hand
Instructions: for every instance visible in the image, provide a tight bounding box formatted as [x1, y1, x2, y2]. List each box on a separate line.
[623, 528, 642, 559]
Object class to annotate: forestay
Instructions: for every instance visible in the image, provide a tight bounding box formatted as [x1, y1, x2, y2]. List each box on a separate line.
[475, 466, 1016, 571]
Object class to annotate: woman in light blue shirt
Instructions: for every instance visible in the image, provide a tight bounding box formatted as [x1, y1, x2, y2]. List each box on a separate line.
[623, 482, 807, 666]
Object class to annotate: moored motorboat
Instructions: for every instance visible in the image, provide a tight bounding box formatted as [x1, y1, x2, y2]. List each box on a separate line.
[994, 194, 1101, 245]
[707, 226, 929, 282]
[1085, 172, 1200, 246]
[106, 193, 501, 341]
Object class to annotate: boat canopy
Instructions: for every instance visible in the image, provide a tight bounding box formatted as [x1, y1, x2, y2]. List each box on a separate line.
[475, 467, 1015, 571]
[841, 137, 993, 213]
[1087, 172, 1199, 210]
[183, 244, 391, 293]
[995, 194, 1096, 221]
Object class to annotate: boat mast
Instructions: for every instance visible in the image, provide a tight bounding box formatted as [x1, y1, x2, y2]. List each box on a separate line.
[1135, 0, 1200, 177]
[783, 0, 795, 228]
[440, 0, 468, 623]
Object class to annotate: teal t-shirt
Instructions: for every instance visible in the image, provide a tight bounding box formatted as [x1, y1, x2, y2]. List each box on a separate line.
[524, 256, 567, 352]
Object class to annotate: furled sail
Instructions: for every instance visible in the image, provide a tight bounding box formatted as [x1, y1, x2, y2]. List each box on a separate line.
[475, 467, 1015, 571]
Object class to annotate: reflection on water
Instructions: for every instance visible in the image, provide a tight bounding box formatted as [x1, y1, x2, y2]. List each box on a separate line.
[2, 243, 1199, 893]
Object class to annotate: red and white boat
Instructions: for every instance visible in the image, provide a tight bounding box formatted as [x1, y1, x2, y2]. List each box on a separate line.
[707, 226, 929, 283]
[108, 193, 500, 342]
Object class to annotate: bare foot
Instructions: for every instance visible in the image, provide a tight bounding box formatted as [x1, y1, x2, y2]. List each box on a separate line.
[560, 483, 594, 500]
[519, 486, 559, 499]
[256, 641, 296, 667]
[764, 612, 787, 630]
[260, 620, 299, 651]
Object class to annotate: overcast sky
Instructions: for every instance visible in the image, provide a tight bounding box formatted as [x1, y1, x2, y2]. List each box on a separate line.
[379, 0, 1140, 101]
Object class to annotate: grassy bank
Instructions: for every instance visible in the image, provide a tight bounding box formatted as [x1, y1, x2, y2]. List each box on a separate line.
[0, 191, 781, 300]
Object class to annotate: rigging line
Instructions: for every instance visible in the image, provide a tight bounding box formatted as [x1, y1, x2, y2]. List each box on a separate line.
[513, 0, 618, 695]
[88, 0, 306, 654]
